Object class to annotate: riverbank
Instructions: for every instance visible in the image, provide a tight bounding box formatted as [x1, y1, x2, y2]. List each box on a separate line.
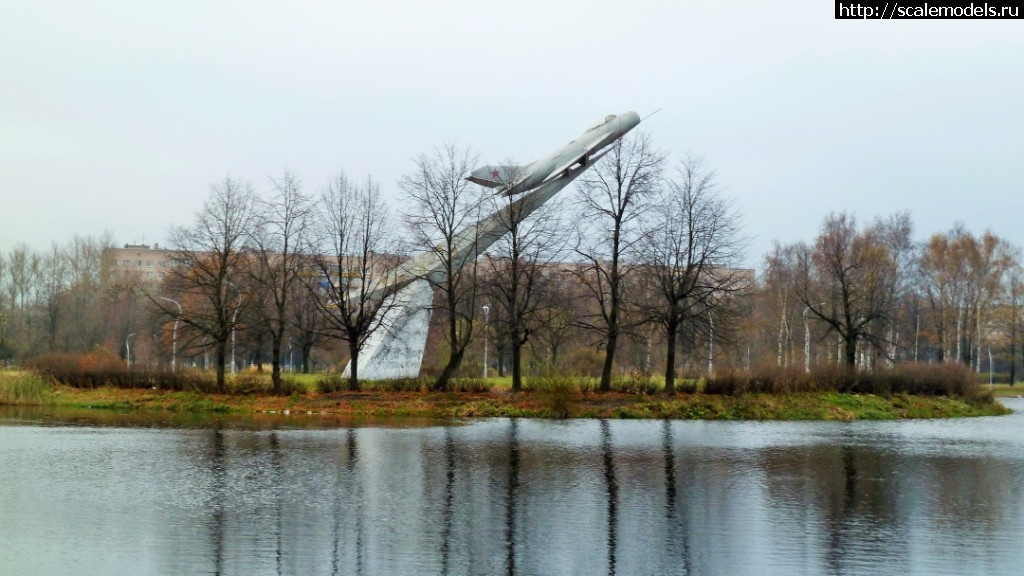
[6, 382, 1009, 420]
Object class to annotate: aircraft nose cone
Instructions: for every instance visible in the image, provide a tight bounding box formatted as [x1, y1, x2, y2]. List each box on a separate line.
[618, 111, 641, 134]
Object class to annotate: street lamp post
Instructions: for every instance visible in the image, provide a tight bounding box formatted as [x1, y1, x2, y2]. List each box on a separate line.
[482, 305, 490, 379]
[158, 297, 181, 373]
[125, 333, 136, 371]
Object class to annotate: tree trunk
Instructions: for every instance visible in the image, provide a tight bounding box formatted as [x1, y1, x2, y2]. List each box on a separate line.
[600, 330, 617, 393]
[844, 335, 857, 368]
[271, 338, 282, 393]
[348, 341, 360, 391]
[664, 318, 678, 393]
[511, 340, 522, 393]
[215, 343, 227, 392]
[301, 343, 313, 374]
[436, 348, 464, 391]
[435, 289, 463, 391]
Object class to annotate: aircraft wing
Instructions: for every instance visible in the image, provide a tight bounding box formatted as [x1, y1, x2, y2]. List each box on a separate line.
[544, 134, 616, 182]
[466, 165, 523, 188]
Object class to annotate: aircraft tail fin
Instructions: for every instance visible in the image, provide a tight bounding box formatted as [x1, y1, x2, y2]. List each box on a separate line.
[466, 165, 522, 188]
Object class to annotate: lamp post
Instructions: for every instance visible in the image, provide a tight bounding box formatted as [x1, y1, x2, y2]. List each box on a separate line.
[482, 304, 490, 379]
[125, 333, 136, 371]
[158, 297, 181, 373]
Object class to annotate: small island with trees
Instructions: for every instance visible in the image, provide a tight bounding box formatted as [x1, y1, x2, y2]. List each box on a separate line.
[0, 133, 1017, 421]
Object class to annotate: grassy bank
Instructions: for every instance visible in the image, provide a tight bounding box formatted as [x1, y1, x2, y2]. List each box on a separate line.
[0, 370, 1008, 420]
[989, 384, 1024, 398]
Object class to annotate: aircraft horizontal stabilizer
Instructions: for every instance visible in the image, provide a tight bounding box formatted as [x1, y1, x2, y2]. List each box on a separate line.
[466, 165, 523, 189]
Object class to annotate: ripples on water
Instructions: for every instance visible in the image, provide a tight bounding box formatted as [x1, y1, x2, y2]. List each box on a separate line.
[2, 400, 1024, 575]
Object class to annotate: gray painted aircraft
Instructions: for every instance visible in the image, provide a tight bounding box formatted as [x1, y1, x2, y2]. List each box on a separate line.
[349, 111, 643, 379]
[466, 111, 641, 196]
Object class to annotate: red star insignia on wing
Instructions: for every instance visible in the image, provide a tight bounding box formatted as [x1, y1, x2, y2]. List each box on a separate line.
[490, 169, 500, 178]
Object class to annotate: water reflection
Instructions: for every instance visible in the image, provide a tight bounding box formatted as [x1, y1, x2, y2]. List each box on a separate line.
[601, 419, 617, 576]
[2, 402, 1024, 575]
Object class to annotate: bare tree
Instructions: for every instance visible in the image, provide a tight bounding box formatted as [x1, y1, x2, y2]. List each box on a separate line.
[796, 213, 899, 368]
[527, 274, 578, 372]
[288, 274, 327, 374]
[161, 177, 257, 390]
[873, 213, 915, 364]
[634, 158, 745, 392]
[966, 231, 1016, 373]
[918, 229, 965, 362]
[248, 170, 311, 392]
[64, 233, 114, 351]
[572, 133, 664, 391]
[763, 243, 800, 367]
[0, 251, 7, 358]
[39, 243, 68, 352]
[4, 244, 41, 356]
[310, 172, 401, 390]
[1008, 268, 1023, 386]
[400, 143, 483, 391]
[481, 163, 568, 392]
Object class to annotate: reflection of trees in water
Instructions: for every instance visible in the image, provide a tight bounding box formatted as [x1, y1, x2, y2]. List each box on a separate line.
[174, 420, 1024, 575]
[440, 427, 455, 576]
[757, 441, 1020, 573]
[330, 428, 362, 576]
[506, 419, 520, 576]
[756, 444, 898, 572]
[269, 432, 283, 576]
[209, 425, 225, 576]
[662, 421, 691, 576]
[601, 419, 618, 576]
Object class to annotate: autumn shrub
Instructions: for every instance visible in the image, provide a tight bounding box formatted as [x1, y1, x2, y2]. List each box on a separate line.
[526, 374, 577, 418]
[705, 363, 979, 398]
[316, 374, 347, 393]
[451, 378, 491, 393]
[369, 378, 428, 392]
[704, 369, 746, 395]
[888, 362, 976, 397]
[565, 348, 605, 378]
[609, 371, 660, 395]
[674, 378, 699, 394]
[273, 377, 305, 396]
[28, 350, 122, 388]
[229, 373, 270, 395]
[27, 352, 225, 391]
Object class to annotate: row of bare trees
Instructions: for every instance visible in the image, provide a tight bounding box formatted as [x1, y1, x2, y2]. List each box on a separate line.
[2, 132, 749, 392]
[759, 215, 1022, 379]
[10, 131, 1016, 388]
[0, 234, 118, 361]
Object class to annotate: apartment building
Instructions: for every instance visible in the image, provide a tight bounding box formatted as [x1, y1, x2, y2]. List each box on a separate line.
[104, 243, 174, 287]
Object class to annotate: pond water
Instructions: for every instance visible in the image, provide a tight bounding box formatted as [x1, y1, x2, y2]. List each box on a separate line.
[2, 399, 1024, 575]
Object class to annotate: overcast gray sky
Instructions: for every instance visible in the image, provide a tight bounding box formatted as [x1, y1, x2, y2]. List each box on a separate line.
[2, 0, 1021, 269]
